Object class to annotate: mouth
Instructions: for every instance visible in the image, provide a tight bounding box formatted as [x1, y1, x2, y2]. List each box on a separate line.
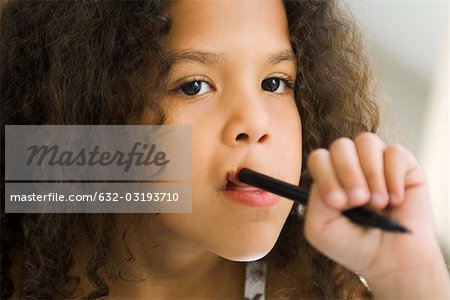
[225, 170, 261, 191]
[221, 169, 279, 207]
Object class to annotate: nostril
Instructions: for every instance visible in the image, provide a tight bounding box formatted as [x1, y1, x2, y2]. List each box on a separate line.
[236, 133, 248, 140]
[258, 134, 268, 143]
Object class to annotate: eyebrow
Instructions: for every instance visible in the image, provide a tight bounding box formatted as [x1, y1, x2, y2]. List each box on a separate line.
[267, 50, 297, 65]
[169, 50, 225, 65]
[168, 49, 297, 66]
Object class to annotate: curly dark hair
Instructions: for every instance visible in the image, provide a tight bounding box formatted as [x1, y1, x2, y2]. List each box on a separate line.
[1, 0, 378, 299]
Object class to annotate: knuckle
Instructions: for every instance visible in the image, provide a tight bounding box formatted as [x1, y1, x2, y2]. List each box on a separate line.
[307, 148, 328, 165]
[385, 143, 407, 157]
[329, 137, 353, 152]
[385, 143, 419, 167]
[354, 132, 380, 146]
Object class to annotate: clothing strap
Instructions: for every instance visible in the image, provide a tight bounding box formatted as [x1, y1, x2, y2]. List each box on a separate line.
[243, 259, 267, 300]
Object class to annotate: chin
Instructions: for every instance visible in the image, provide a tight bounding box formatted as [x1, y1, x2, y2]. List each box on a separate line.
[223, 249, 273, 262]
[211, 224, 281, 262]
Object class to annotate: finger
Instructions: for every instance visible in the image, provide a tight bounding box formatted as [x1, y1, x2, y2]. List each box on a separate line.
[307, 148, 347, 209]
[304, 183, 373, 270]
[383, 144, 420, 206]
[354, 132, 389, 210]
[304, 183, 345, 244]
[329, 137, 370, 207]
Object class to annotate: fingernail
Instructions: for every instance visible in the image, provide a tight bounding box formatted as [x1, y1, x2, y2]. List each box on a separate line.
[371, 193, 383, 204]
[327, 190, 347, 206]
[389, 193, 399, 204]
[349, 187, 369, 201]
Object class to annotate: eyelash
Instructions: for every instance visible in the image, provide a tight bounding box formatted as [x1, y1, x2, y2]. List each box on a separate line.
[274, 75, 295, 90]
[171, 76, 214, 96]
[171, 75, 296, 97]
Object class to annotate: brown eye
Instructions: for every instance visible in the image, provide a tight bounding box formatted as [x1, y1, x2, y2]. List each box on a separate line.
[261, 77, 288, 93]
[176, 80, 212, 96]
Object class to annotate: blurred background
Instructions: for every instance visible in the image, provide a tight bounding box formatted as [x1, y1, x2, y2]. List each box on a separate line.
[344, 0, 449, 259]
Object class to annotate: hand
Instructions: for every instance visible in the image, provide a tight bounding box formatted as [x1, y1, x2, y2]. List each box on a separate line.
[304, 132, 450, 299]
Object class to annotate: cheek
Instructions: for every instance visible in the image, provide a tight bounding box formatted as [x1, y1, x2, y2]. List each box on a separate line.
[191, 128, 215, 177]
[272, 97, 302, 137]
[274, 106, 303, 180]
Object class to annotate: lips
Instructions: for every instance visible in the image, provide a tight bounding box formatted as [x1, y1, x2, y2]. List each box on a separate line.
[221, 169, 280, 207]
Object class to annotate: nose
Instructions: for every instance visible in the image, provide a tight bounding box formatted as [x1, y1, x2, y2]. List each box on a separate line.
[222, 87, 271, 147]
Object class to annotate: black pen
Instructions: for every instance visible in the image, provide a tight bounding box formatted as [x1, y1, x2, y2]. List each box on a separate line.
[236, 167, 411, 233]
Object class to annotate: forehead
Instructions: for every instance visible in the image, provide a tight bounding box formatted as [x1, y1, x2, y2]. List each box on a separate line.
[166, 0, 291, 52]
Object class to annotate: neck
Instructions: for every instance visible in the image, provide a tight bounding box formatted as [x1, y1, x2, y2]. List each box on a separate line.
[96, 214, 246, 299]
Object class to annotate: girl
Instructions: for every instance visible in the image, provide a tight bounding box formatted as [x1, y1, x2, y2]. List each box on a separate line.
[1, 0, 449, 299]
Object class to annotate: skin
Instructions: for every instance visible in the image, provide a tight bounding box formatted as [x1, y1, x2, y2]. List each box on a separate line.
[305, 134, 450, 299]
[101, 0, 450, 299]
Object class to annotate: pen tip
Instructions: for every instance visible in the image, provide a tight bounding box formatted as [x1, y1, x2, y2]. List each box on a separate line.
[394, 224, 412, 234]
[236, 166, 246, 180]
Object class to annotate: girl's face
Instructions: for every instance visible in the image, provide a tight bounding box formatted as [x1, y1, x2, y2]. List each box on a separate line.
[143, 0, 302, 261]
